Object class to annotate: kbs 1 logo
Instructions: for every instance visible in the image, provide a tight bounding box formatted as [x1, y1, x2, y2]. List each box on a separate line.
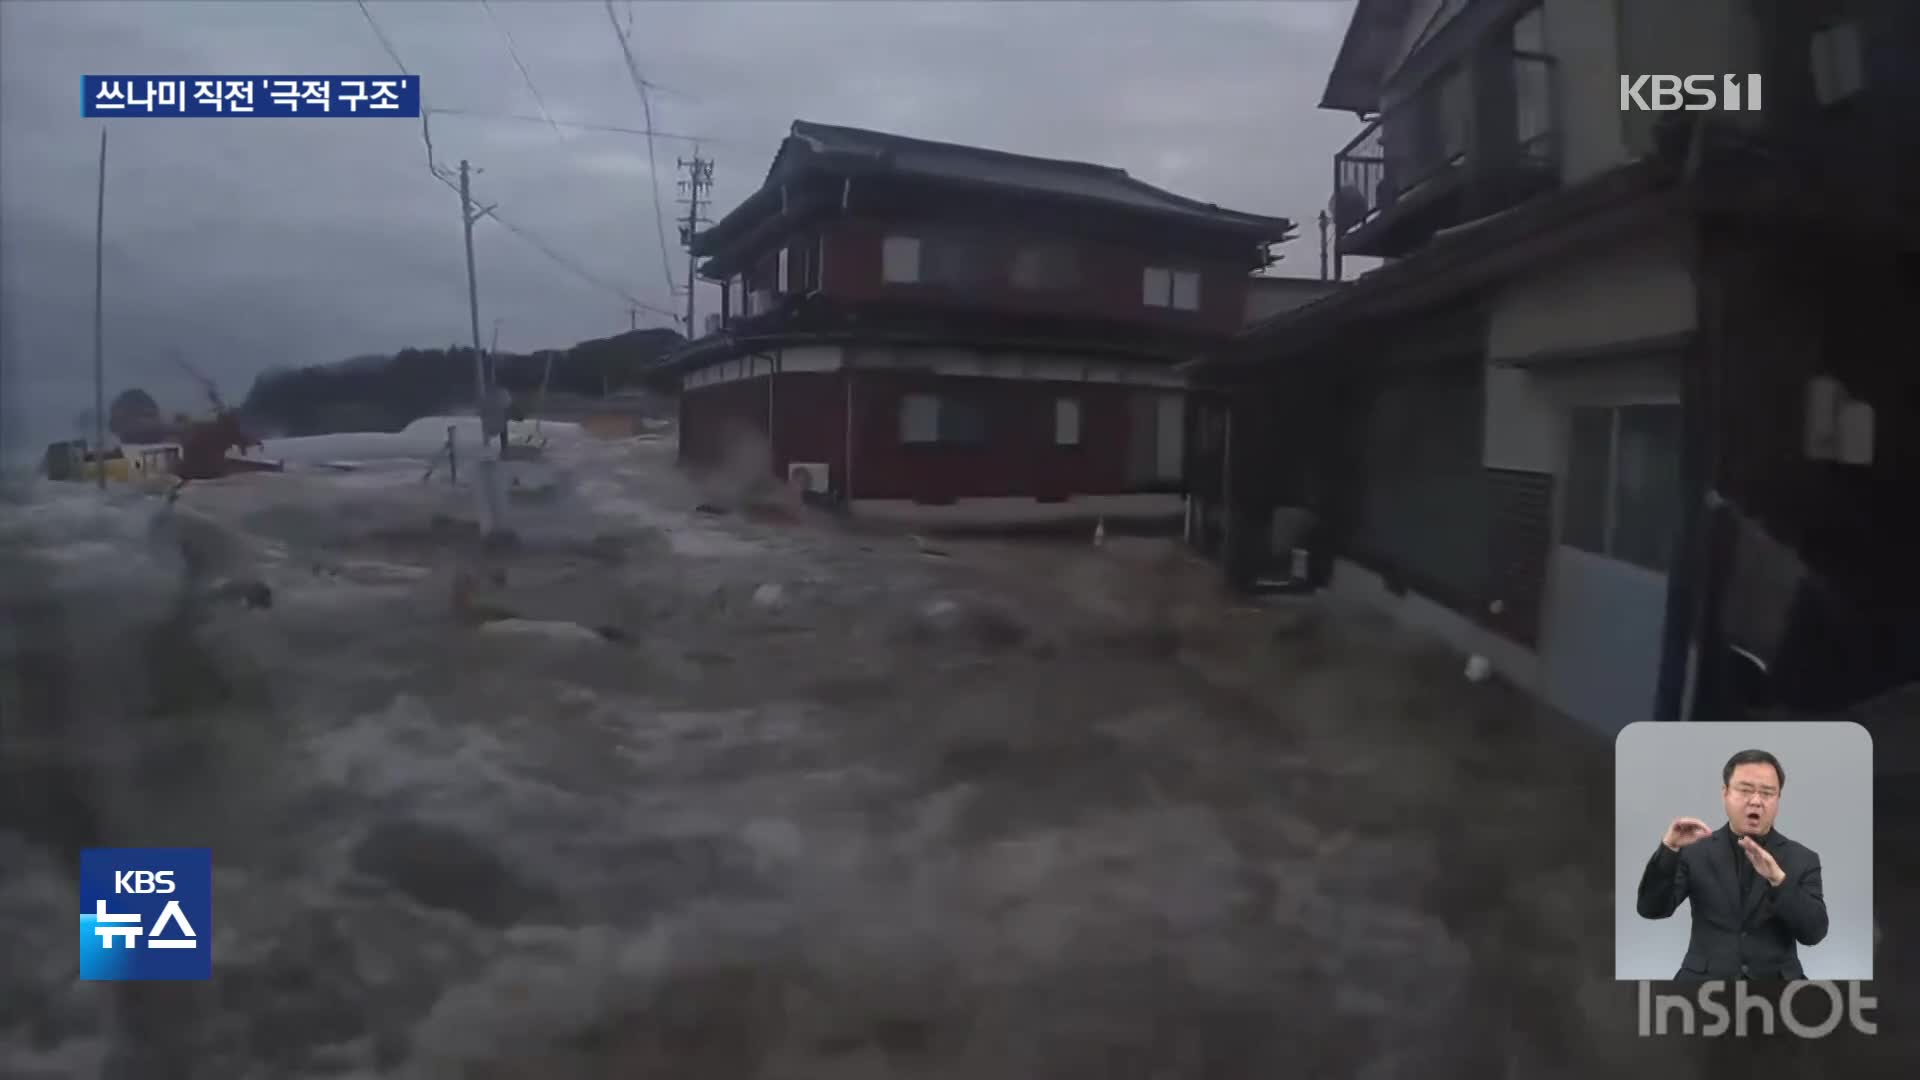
[1620, 74, 1763, 112]
[79, 848, 212, 981]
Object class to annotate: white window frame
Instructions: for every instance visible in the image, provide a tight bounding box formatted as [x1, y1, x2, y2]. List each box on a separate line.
[882, 235, 922, 284]
[1811, 20, 1865, 106]
[1143, 266, 1201, 311]
[777, 247, 791, 293]
[1562, 401, 1681, 574]
[899, 392, 940, 444]
[1142, 266, 1172, 307]
[1053, 396, 1082, 446]
[1171, 270, 1201, 311]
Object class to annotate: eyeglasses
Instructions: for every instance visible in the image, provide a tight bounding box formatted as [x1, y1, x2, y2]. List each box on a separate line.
[1729, 784, 1779, 801]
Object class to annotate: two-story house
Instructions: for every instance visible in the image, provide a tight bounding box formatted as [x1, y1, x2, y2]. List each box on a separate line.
[657, 120, 1294, 530]
[1189, 0, 1919, 737]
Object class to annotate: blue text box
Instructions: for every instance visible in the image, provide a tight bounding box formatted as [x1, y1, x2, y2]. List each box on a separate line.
[82, 76, 420, 118]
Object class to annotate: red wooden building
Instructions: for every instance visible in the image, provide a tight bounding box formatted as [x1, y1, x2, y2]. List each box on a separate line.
[661, 120, 1294, 528]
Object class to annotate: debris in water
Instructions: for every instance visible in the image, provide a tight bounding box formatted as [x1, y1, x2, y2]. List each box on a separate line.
[351, 819, 557, 927]
[479, 619, 609, 646]
[908, 534, 950, 558]
[751, 583, 786, 611]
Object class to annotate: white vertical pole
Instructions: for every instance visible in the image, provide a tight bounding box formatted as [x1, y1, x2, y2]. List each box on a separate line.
[92, 127, 107, 490]
[458, 159, 501, 536]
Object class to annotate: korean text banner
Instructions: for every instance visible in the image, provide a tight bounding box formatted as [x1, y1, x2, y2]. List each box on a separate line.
[82, 76, 421, 118]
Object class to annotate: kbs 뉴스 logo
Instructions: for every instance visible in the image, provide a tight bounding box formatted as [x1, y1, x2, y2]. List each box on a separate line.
[79, 848, 212, 981]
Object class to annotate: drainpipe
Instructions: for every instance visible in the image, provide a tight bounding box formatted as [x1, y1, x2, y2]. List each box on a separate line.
[1654, 222, 1725, 724]
[842, 367, 855, 506]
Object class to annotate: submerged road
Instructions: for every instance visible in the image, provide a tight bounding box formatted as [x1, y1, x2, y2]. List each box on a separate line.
[1, 430, 1911, 1078]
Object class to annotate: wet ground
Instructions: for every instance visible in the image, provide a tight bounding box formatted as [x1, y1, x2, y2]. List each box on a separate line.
[1, 431, 1914, 1078]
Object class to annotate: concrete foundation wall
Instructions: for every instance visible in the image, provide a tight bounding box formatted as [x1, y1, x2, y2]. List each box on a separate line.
[1327, 557, 1543, 695]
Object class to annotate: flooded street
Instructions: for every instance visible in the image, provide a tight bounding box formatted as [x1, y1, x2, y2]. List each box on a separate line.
[0, 429, 1909, 1078]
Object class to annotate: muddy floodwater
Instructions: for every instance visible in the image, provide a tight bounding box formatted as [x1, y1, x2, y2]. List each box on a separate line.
[2, 431, 1913, 1078]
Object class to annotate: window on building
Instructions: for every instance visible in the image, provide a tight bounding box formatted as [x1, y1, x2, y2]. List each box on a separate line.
[1805, 373, 1877, 465]
[787, 233, 822, 293]
[1012, 245, 1081, 291]
[899, 393, 988, 445]
[1562, 403, 1683, 573]
[1511, 5, 1552, 153]
[1054, 397, 1082, 446]
[923, 234, 998, 288]
[1811, 20, 1864, 105]
[882, 235, 922, 284]
[1126, 390, 1185, 484]
[1512, 4, 1544, 53]
[1143, 267, 1201, 311]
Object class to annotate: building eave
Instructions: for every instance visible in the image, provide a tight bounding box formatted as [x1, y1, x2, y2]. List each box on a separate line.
[658, 302, 1224, 376]
[1320, 0, 1410, 113]
[1187, 160, 1683, 380]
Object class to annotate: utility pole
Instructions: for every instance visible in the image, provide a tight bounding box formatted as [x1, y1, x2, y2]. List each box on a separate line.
[1317, 209, 1330, 282]
[92, 127, 107, 490]
[454, 159, 502, 535]
[677, 149, 713, 332]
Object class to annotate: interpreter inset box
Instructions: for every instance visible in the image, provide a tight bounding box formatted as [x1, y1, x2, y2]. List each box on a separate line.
[1614, 721, 1872, 982]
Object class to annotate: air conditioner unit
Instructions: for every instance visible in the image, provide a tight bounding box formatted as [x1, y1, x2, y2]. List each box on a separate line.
[787, 461, 829, 494]
[749, 289, 775, 316]
[703, 313, 722, 336]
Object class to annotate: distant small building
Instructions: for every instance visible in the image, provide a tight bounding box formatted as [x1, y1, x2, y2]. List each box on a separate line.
[1241, 275, 1344, 325]
[658, 120, 1294, 528]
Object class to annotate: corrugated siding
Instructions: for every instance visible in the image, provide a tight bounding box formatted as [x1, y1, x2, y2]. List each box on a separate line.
[1355, 359, 1489, 607]
[1484, 467, 1555, 645]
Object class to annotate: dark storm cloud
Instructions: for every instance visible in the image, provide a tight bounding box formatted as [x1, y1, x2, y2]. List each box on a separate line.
[1, 0, 1358, 451]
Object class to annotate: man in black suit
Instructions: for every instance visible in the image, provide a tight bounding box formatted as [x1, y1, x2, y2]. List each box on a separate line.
[1636, 749, 1829, 980]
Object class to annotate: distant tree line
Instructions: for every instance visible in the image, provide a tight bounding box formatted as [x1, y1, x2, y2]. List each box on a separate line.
[238, 327, 684, 437]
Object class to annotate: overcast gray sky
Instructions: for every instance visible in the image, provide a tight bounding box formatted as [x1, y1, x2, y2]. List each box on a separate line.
[1, 0, 1360, 453]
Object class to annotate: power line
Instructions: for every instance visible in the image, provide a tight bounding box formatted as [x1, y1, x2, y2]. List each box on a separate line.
[477, 0, 561, 139]
[353, 0, 457, 195]
[424, 106, 716, 144]
[487, 206, 679, 320]
[602, 0, 681, 304]
[355, 3, 675, 326]
[353, 0, 409, 76]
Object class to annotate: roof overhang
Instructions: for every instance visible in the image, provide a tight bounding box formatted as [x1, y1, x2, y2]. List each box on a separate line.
[1320, 0, 1410, 113]
[1187, 161, 1686, 382]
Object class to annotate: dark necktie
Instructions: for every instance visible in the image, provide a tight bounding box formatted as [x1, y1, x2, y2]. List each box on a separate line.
[1735, 837, 1757, 900]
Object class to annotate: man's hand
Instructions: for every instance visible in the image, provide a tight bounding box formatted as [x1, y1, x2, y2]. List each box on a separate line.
[1738, 835, 1788, 887]
[1663, 817, 1712, 851]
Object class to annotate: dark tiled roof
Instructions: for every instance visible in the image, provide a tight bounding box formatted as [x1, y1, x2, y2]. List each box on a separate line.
[780, 121, 1293, 233]
[698, 121, 1295, 254]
